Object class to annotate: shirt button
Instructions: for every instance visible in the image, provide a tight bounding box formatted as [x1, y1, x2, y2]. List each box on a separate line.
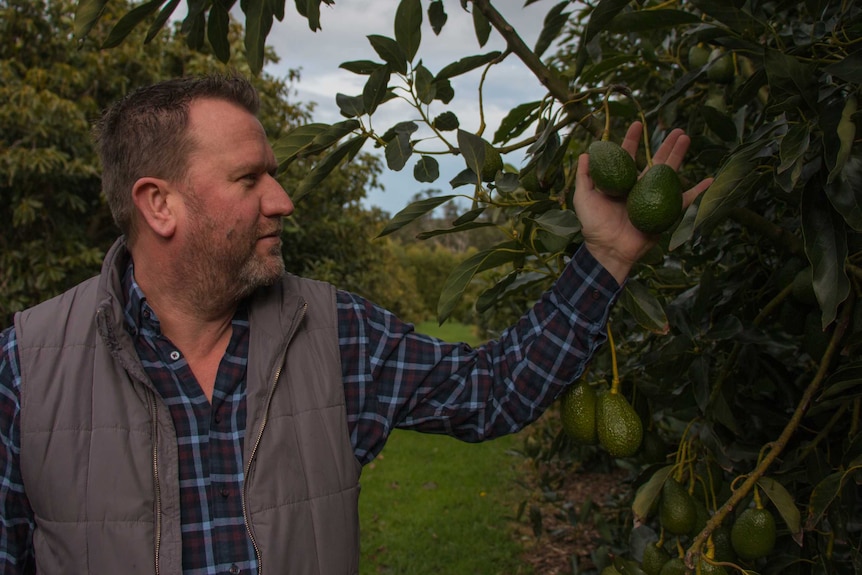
[591, 289, 601, 300]
[169, 350, 181, 361]
[221, 488, 230, 498]
[229, 564, 240, 575]
[214, 414, 222, 424]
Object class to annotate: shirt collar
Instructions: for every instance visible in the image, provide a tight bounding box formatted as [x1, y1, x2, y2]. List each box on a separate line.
[121, 258, 162, 337]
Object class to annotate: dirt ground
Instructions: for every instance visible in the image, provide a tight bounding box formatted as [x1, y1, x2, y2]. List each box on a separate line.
[510, 434, 634, 575]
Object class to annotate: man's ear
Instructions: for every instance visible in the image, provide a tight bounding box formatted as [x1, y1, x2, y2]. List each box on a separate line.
[132, 177, 177, 239]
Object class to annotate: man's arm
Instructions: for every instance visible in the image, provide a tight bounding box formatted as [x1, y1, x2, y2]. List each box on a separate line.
[340, 244, 622, 466]
[339, 125, 711, 466]
[0, 327, 36, 574]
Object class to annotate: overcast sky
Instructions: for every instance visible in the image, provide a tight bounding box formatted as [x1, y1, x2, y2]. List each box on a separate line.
[261, 0, 556, 215]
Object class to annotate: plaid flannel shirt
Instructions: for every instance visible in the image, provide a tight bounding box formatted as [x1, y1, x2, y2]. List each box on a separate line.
[0, 244, 620, 574]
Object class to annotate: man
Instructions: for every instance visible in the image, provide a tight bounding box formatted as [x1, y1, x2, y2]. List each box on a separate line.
[0, 74, 710, 574]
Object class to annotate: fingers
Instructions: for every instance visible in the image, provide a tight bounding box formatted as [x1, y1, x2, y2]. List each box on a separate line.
[575, 153, 592, 195]
[620, 122, 643, 156]
[682, 177, 713, 209]
[652, 129, 690, 170]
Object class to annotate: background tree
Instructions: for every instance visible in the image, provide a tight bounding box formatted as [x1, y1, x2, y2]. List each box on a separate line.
[50, 0, 862, 572]
[1, 0, 452, 326]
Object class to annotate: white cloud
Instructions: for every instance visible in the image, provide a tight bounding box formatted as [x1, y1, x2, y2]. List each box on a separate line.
[264, 0, 557, 214]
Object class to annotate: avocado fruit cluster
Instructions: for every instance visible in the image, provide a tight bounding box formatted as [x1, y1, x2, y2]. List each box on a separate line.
[560, 382, 643, 457]
[588, 140, 683, 234]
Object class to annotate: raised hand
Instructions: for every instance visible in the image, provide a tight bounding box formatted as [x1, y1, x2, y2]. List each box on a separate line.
[573, 122, 713, 284]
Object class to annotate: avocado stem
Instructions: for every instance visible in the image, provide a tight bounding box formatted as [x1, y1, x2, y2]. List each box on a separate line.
[607, 322, 620, 393]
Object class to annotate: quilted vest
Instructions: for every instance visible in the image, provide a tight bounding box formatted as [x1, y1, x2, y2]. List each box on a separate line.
[14, 238, 361, 574]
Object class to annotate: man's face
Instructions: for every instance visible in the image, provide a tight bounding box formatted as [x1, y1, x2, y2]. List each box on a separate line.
[177, 98, 294, 305]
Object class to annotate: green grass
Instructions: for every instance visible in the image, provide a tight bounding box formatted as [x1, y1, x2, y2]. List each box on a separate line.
[358, 321, 531, 575]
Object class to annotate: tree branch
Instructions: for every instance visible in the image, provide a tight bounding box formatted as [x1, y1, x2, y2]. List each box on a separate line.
[470, 0, 603, 138]
[684, 297, 854, 569]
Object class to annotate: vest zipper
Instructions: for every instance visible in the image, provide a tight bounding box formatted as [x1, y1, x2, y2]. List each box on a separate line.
[148, 390, 162, 575]
[243, 300, 308, 575]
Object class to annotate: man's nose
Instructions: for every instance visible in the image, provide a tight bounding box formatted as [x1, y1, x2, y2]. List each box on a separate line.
[261, 175, 294, 217]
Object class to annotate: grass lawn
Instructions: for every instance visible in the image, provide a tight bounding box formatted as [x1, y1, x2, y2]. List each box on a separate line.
[358, 321, 532, 575]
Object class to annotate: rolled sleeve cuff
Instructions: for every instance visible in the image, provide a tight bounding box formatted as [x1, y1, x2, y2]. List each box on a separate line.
[552, 244, 624, 325]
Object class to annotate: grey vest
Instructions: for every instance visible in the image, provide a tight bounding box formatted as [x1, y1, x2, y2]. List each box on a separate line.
[15, 239, 361, 574]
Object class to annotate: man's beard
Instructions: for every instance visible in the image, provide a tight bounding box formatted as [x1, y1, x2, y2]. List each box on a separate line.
[181, 209, 285, 313]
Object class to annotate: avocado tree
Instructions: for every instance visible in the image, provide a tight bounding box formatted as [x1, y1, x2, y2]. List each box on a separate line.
[1, 0, 425, 325]
[77, 0, 861, 573]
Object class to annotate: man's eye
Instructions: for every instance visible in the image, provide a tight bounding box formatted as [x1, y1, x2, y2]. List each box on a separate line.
[242, 174, 258, 183]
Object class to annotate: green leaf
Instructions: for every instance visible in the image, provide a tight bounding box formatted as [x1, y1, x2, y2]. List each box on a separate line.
[472, 5, 491, 47]
[207, 0, 232, 63]
[476, 270, 520, 314]
[819, 362, 862, 400]
[272, 123, 331, 167]
[529, 209, 580, 238]
[494, 101, 542, 144]
[414, 155, 439, 183]
[437, 244, 526, 324]
[270, 0, 286, 22]
[534, 2, 568, 58]
[145, 0, 181, 43]
[701, 105, 738, 142]
[826, 95, 857, 185]
[801, 177, 850, 329]
[185, 11, 206, 50]
[806, 468, 859, 531]
[668, 197, 699, 251]
[384, 132, 412, 171]
[778, 122, 810, 174]
[335, 93, 365, 118]
[245, 0, 274, 74]
[75, 0, 109, 39]
[394, 0, 422, 62]
[273, 121, 361, 167]
[581, 0, 630, 49]
[432, 78, 455, 104]
[414, 63, 436, 105]
[339, 60, 384, 75]
[436, 52, 502, 80]
[609, 8, 701, 32]
[362, 65, 391, 116]
[825, 49, 862, 84]
[757, 476, 802, 536]
[294, 135, 367, 201]
[309, 120, 362, 152]
[432, 111, 460, 131]
[101, 0, 164, 48]
[456, 130, 487, 182]
[646, 69, 701, 119]
[632, 465, 675, 523]
[298, 0, 323, 31]
[377, 195, 458, 238]
[825, 156, 862, 231]
[620, 280, 669, 334]
[428, 0, 448, 35]
[183, 0, 208, 32]
[764, 49, 818, 112]
[417, 221, 496, 240]
[689, 0, 767, 38]
[367, 34, 408, 75]
[693, 146, 759, 230]
[579, 54, 636, 85]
